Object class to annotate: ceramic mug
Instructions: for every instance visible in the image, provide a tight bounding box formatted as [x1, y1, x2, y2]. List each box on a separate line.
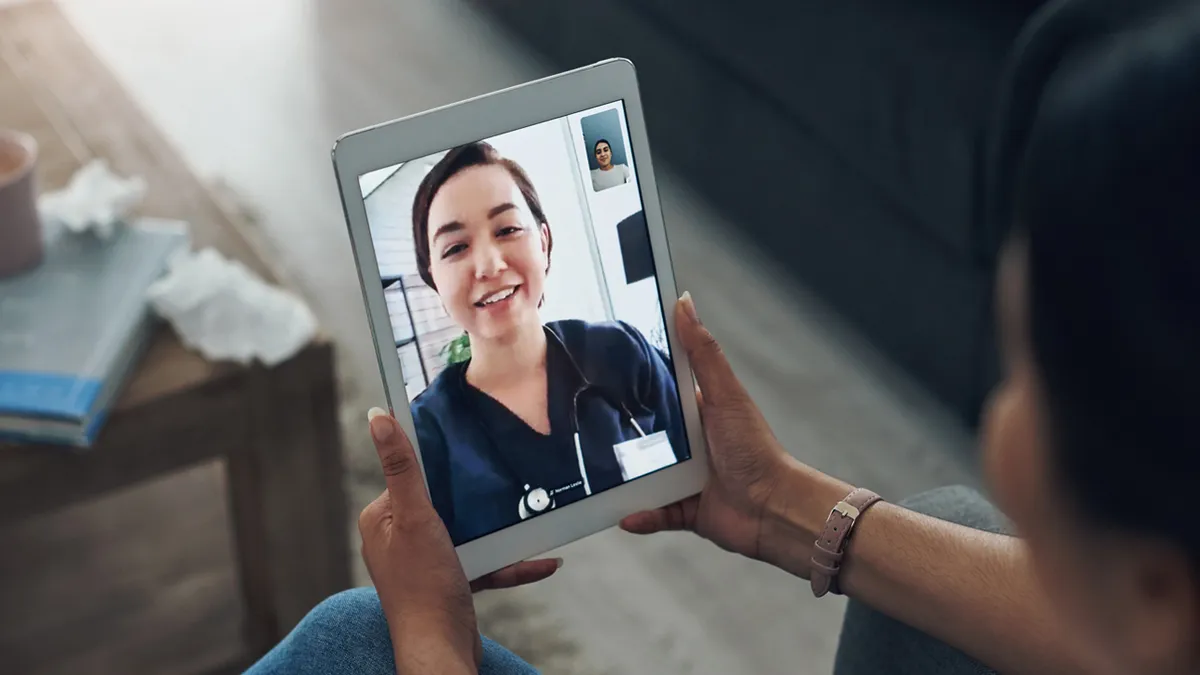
[0, 129, 43, 279]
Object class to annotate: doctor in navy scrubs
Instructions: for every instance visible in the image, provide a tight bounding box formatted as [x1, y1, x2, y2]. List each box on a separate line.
[408, 141, 689, 546]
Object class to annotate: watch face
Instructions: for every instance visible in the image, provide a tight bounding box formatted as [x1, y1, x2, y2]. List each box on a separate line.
[518, 485, 554, 520]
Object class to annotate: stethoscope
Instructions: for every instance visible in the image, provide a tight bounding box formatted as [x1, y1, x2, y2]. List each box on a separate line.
[460, 326, 648, 519]
[554, 328, 648, 499]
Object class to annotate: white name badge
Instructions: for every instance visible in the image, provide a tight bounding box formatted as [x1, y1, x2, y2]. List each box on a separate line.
[613, 430, 676, 481]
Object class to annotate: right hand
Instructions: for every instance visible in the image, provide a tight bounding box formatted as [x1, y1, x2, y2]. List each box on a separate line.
[620, 294, 848, 574]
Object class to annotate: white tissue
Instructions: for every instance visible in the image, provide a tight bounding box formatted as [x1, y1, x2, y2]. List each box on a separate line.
[147, 248, 318, 367]
[39, 159, 147, 239]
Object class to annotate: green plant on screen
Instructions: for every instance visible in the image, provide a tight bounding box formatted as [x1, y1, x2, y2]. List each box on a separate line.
[441, 333, 471, 365]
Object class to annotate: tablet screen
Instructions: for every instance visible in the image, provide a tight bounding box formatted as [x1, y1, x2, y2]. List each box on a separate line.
[357, 101, 691, 545]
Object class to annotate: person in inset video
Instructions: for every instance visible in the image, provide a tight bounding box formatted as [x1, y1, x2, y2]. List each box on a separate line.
[408, 141, 686, 545]
[590, 138, 631, 192]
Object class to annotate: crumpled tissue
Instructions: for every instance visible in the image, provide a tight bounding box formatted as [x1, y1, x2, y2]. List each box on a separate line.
[39, 159, 147, 239]
[147, 248, 318, 367]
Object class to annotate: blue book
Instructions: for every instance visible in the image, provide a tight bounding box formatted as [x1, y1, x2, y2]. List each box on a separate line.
[0, 220, 188, 447]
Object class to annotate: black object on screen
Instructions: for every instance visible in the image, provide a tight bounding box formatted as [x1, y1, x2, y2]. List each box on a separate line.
[616, 210, 654, 285]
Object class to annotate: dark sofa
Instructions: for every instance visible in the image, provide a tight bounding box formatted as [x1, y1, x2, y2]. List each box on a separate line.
[469, 0, 1046, 425]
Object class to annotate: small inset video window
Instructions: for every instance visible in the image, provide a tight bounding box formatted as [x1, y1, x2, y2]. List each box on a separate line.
[580, 109, 631, 192]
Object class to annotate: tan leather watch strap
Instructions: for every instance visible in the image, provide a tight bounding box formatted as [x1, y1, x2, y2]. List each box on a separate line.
[810, 487, 882, 598]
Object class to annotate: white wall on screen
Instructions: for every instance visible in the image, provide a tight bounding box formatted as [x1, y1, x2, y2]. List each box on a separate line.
[567, 103, 669, 354]
[359, 165, 401, 198]
[364, 154, 454, 400]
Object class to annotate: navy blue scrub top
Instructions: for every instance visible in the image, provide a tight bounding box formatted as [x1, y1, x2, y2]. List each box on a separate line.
[410, 319, 689, 546]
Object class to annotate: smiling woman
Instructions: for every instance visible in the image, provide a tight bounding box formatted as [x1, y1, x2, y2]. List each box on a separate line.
[405, 142, 689, 545]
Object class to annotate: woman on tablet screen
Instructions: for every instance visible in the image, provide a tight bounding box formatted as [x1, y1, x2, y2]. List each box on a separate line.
[408, 141, 688, 545]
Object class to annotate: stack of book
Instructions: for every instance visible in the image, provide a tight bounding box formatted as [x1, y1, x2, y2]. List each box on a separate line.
[0, 221, 188, 447]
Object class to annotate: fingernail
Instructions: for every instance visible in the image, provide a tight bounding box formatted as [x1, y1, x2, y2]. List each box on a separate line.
[367, 407, 394, 442]
[555, 557, 564, 569]
[680, 291, 699, 324]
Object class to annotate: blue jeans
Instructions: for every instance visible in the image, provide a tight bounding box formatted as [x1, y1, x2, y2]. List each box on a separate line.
[247, 486, 1002, 675]
[244, 587, 538, 675]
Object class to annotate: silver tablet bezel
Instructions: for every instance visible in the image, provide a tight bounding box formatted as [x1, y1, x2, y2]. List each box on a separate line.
[332, 58, 708, 581]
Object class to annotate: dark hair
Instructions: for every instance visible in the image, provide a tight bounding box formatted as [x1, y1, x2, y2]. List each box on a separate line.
[593, 139, 611, 154]
[411, 141, 552, 290]
[1001, 0, 1200, 557]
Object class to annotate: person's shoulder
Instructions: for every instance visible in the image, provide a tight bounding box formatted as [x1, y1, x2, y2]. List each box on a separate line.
[547, 319, 649, 357]
[410, 363, 465, 419]
[547, 318, 639, 339]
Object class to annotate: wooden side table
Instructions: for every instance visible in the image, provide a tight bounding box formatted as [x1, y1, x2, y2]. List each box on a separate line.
[0, 3, 351, 671]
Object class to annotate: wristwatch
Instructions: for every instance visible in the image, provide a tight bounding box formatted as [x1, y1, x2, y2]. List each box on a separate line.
[810, 487, 883, 598]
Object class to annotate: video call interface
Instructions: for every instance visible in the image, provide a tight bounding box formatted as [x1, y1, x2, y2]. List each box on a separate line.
[359, 102, 691, 546]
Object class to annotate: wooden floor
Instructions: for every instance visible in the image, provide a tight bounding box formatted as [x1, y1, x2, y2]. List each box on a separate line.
[3, 0, 985, 672]
[0, 465, 245, 675]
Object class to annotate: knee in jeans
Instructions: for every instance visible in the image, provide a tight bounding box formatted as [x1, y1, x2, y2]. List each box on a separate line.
[294, 587, 390, 649]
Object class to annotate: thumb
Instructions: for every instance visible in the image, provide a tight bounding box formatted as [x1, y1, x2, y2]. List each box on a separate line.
[368, 407, 432, 519]
[675, 293, 744, 406]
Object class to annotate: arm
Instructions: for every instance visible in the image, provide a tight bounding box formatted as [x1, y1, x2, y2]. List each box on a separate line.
[388, 631, 476, 675]
[624, 299, 1104, 675]
[359, 410, 482, 675]
[762, 459, 1102, 675]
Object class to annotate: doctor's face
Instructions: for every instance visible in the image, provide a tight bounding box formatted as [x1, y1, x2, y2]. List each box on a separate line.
[426, 164, 550, 343]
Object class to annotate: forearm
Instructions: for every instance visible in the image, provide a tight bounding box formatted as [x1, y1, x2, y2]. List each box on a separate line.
[388, 630, 476, 675]
[762, 460, 1101, 675]
[839, 504, 1101, 674]
[385, 613, 479, 675]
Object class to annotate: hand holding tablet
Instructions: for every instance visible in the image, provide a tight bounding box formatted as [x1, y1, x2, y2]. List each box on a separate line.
[350, 273, 856, 664]
[357, 406, 563, 671]
[333, 59, 709, 581]
[353, 289, 813, 671]
[332, 57, 846, 595]
[619, 297, 850, 578]
[356, 408, 481, 671]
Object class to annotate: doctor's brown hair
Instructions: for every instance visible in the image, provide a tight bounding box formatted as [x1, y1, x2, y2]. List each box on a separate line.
[411, 141, 553, 291]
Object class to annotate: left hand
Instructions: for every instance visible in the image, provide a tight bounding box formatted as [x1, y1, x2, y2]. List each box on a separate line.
[619, 295, 848, 579]
[358, 408, 560, 671]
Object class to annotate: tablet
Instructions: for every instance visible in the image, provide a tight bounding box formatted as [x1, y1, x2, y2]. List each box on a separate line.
[332, 59, 708, 581]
